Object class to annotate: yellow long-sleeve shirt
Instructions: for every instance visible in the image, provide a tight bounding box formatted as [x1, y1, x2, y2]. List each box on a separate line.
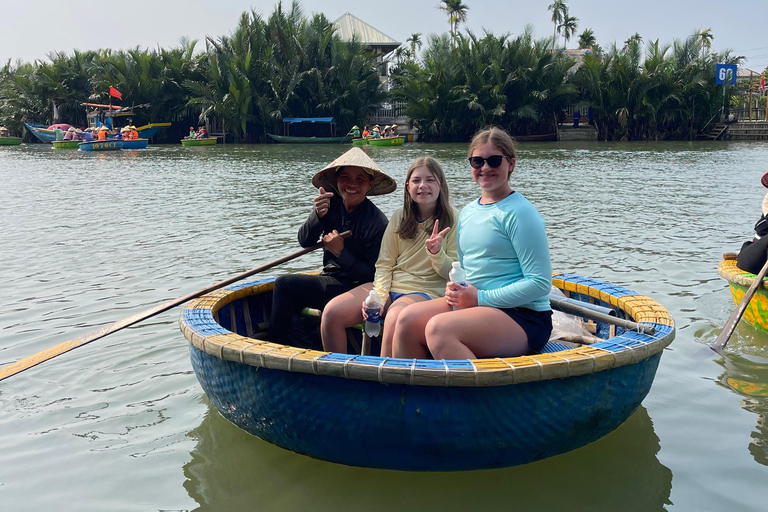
[372, 207, 460, 303]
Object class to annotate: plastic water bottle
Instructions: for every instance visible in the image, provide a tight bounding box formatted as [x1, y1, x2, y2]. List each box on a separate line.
[448, 262, 467, 310]
[364, 290, 382, 337]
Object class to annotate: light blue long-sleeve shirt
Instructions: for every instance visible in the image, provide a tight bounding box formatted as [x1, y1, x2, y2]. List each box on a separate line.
[457, 192, 552, 311]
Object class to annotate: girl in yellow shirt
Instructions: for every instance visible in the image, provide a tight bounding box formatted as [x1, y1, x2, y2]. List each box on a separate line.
[321, 156, 458, 355]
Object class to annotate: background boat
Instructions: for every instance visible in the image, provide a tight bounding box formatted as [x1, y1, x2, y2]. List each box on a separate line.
[181, 137, 217, 146]
[0, 137, 23, 146]
[718, 255, 768, 331]
[513, 133, 559, 142]
[79, 140, 123, 151]
[23, 122, 56, 142]
[268, 117, 352, 144]
[179, 272, 674, 471]
[267, 133, 352, 144]
[351, 137, 367, 146]
[121, 138, 149, 150]
[51, 140, 80, 149]
[368, 135, 404, 146]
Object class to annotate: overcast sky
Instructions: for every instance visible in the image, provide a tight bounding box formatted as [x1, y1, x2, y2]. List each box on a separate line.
[3, 0, 766, 73]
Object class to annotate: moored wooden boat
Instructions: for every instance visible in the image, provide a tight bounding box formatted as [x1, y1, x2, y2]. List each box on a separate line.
[718, 255, 768, 331]
[51, 140, 80, 149]
[513, 133, 559, 142]
[181, 137, 217, 146]
[121, 138, 149, 150]
[79, 140, 123, 151]
[179, 272, 675, 471]
[0, 136, 23, 145]
[267, 133, 352, 144]
[367, 135, 405, 147]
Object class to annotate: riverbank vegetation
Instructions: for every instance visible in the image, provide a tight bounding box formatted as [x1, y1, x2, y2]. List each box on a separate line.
[0, 0, 752, 142]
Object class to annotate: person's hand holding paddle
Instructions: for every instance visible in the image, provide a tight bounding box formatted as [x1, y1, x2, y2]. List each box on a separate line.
[426, 220, 450, 255]
[323, 229, 345, 257]
[314, 186, 334, 218]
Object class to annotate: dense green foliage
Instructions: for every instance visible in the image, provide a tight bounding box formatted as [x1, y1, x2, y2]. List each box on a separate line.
[0, 0, 748, 142]
[0, 1, 384, 142]
[391, 28, 743, 141]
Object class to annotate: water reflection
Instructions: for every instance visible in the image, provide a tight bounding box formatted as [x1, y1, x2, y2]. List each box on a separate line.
[716, 351, 768, 466]
[184, 401, 671, 512]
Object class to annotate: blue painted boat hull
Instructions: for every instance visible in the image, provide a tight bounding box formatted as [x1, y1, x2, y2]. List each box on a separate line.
[79, 140, 123, 151]
[190, 344, 661, 470]
[23, 122, 56, 142]
[121, 138, 148, 149]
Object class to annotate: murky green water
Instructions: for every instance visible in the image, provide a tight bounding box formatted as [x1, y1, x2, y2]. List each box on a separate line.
[1, 141, 766, 511]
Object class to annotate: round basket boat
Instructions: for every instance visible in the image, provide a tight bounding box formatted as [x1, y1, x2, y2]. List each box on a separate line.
[179, 273, 675, 471]
[718, 255, 768, 331]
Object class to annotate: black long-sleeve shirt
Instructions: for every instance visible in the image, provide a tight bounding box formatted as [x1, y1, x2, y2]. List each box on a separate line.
[298, 196, 388, 284]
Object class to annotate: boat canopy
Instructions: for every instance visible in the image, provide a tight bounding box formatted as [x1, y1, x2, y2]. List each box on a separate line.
[282, 117, 336, 125]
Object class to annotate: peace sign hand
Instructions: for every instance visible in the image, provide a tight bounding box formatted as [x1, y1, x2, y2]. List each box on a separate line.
[426, 220, 451, 255]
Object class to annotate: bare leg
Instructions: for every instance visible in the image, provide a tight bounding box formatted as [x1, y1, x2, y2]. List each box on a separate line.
[392, 298, 452, 358]
[380, 294, 430, 357]
[321, 283, 372, 353]
[425, 307, 529, 359]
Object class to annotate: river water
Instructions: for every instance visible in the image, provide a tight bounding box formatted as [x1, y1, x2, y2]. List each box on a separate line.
[1, 141, 766, 511]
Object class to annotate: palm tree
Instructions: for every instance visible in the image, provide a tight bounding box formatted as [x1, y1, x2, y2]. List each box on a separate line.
[407, 33, 423, 56]
[548, 0, 567, 50]
[560, 14, 579, 50]
[438, 0, 470, 44]
[578, 28, 596, 49]
[624, 33, 643, 49]
[696, 28, 714, 56]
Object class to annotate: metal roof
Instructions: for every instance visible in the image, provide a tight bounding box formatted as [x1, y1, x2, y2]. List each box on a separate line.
[332, 12, 400, 52]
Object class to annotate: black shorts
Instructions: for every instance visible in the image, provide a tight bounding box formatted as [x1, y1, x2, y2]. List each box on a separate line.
[498, 307, 553, 353]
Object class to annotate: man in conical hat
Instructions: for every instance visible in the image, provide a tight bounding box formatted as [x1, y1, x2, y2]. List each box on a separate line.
[270, 147, 396, 347]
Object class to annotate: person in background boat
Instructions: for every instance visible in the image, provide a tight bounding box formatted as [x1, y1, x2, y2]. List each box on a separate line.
[391, 124, 398, 137]
[54, 127, 65, 141]
[129, 126, 139, 140]
[97, 126, 108, 141]
[269, 147, 394, 347]
[393, 126, 553, 360]
[348, 125, 361, 138]
[81, 128, 94, 143]
[0, 126, 8, 137]
[63, 127, 75, 141]
[362, 125, 370, 138]
[321, 156, 458, 355]
[199, 127, 208, 139]
[189, 126, 196, 139]
[736, 172, 768, 274]
[370, 125, 381, 139]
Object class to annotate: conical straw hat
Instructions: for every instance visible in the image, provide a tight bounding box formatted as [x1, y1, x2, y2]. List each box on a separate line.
[312, 147, 396, 196]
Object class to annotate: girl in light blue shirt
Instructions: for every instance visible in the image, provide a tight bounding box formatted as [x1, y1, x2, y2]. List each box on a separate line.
[393, 127, 552, 359]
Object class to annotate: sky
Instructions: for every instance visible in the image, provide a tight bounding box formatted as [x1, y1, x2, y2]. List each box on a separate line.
[3, 0, 767, 73]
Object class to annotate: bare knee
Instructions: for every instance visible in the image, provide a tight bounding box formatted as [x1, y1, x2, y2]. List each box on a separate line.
[425, 317, 452, 356]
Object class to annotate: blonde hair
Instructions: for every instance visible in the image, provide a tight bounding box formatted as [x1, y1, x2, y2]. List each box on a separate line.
[397, 156, 454, 240]
[467, 126, 516, 179]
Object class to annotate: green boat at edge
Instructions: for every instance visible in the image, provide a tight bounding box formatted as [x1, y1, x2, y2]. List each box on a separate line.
[0, 137, 23, 146]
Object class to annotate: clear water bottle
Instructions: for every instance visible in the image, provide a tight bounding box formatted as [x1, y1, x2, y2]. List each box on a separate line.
[364, 290, 381, 337]
[448, 261, 467, 310]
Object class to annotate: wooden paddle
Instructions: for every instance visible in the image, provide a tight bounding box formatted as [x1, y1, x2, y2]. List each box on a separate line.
[711, 257, 768, 352]
[0, 231, 351, 382]
[549, 295, 656, 335]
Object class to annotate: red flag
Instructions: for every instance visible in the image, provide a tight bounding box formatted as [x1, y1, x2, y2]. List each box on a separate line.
[761, 72, 765, 94]
[109, 86, 122, 100]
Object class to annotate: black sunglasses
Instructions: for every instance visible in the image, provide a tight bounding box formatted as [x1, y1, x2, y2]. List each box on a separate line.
[468, 155, 507, 169]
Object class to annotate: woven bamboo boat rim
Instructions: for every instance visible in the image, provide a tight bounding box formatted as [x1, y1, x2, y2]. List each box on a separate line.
[718, 257, 768, 288]
[179, 273, 675, 387]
